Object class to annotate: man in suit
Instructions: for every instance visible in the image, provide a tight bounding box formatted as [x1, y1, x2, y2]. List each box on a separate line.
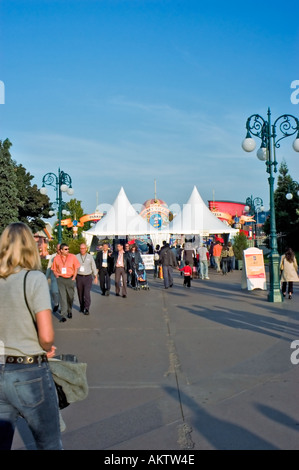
[111, 243, 132, 298]
[95, 243, 113, 296]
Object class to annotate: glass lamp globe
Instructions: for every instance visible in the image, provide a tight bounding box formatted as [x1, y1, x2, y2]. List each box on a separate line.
[292, 138, 299, 152]
[242, 138, 256, 152]
[257, 147, 267, 161]
[244, 205, 250, 212]
[286, 193, 293, 200]
[40, 187, 47, 195]
[60, 184, 68, 192]
[67, 187, 74, 195]
[49, 210, 54, 216]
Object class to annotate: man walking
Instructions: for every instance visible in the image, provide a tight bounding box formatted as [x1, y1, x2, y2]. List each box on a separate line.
[51, 243, 80, 319]
[159, 241, 177, 289]
[111, 243, 132, 298]
[95, 242, 113, 296]
[46, 243, 61, 315]
[197, 243, 209, 279]
[213, 241, 223, 273]
[76, 243, 98, 315]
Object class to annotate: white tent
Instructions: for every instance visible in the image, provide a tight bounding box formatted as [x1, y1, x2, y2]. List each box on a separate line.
[83, 187, 165, 247]
[162, 186, 238, 236]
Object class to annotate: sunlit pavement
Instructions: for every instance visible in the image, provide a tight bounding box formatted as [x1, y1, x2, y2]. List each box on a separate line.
[12, 267, 299, 450]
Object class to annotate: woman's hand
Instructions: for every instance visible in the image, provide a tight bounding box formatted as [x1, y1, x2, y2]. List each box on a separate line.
[46, 345, 57, 358]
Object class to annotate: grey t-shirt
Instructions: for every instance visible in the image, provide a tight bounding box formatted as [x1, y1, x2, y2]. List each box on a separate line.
[0, 269, 52, 356]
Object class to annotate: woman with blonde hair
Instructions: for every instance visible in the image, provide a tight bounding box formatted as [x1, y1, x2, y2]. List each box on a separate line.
[280, 247, 299, 300]
[0, 222, 62, 450]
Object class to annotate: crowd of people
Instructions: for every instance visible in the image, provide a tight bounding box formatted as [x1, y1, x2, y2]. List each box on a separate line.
[46, 240, 149, 319]
[153, 239, 236, 286]
[37, 236, 299, 317]
[45, 238, 238, 318]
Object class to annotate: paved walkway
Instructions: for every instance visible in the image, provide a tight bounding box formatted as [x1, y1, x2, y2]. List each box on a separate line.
[12, 266, 299, 450]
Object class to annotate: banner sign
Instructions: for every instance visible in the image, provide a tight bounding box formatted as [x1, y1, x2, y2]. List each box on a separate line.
[242, 247, 267, 291]
[141, 254, 155, 270]
[80, 213, 104, 224]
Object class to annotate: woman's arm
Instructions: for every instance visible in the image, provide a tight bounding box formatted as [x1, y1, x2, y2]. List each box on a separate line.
[36, 309, 55, 355]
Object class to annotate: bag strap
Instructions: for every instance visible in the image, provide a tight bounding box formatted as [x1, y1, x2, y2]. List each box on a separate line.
[23, 270, 38, 332]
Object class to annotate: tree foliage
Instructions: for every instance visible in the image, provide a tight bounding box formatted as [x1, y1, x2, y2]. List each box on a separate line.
[263, 160, 299, 252]
[232, 232, 248, 260]
[0, 139, 21, 234]
[0, 138, 52, 235]
[13, 162, 52, 233]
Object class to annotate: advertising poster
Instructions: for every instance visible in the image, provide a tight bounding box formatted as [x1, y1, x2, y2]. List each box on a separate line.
[141, 254, 155, 270]
[242, 248, 267, 291]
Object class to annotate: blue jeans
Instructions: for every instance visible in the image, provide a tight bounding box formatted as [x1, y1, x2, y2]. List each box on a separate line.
[0, 362, 63, 450]
[228, 256, 235, 271]
[200, 260, 209, 279]
[221, 258, 229, 274]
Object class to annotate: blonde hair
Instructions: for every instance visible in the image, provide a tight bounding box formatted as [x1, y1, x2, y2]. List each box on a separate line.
[0, 222, 42, 278]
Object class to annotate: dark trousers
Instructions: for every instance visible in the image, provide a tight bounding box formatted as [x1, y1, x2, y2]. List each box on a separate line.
[221, 258, 228, 274]
[99, 268, 111, 293]
[115, 267, 127, 296]
[76, 274, 93, 311]
[184, 275, 191, 287]
[162, 265, 173, 288]
[282, 281, 293, 294]
[57, 277, 75, 317]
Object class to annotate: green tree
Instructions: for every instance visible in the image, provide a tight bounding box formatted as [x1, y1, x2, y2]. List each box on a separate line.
[0, 139, 21, 234]
[232, 232, 248, 260]
[13, 162, 52, 233]
[264, 160, 299, 252]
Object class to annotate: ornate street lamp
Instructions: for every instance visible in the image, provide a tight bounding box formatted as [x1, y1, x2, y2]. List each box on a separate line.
[244, 195, 264, 247]
[40, 169, 74, 244]
[242, 108, 299, 302]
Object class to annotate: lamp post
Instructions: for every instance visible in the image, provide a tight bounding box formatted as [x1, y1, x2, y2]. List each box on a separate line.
[40, 169, 74, 244]
[244, 195, 264, 246]
[242, 108, 299, 302]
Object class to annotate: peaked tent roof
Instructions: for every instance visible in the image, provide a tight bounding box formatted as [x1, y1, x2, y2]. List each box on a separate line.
[85, 187, 159, 237]
[163, 186, 238, 235]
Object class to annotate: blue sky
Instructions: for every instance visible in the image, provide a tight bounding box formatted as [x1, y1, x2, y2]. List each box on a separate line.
[1, 0, 299, 217]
